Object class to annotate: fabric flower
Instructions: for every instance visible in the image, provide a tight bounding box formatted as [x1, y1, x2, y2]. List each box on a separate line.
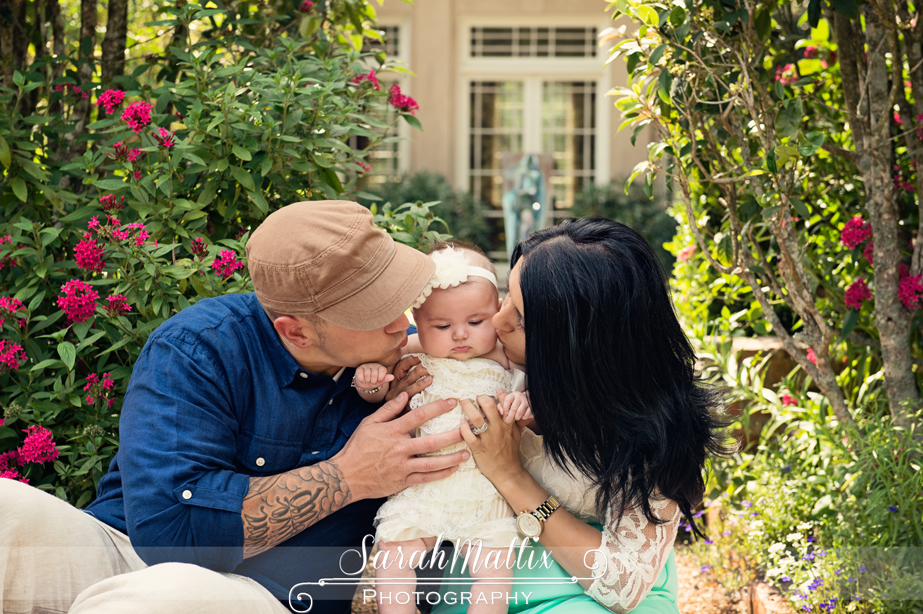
[211, 250, 244, 279]
[75, 233, 106, 273]
[388, 84, 419, 115]
[412, 247, 473, 309]
[57, 279, 99, 323]
[96, 89, 126, 114]
[122, 101, 154, 134]
[844, 278, 872, 310]
[18, 425, 59, 464]
[841, 215, 872, 249]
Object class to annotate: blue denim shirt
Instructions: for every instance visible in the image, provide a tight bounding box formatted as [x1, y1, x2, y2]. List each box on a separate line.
[85, 292, 387, 609]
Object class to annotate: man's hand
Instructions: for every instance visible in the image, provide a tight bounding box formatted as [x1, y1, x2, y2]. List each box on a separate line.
[385, 355, 432, 403]
[333, 392, 467, 501]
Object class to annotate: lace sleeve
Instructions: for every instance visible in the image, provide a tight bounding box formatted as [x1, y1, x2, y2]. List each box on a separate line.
[584, 496, 681, 613]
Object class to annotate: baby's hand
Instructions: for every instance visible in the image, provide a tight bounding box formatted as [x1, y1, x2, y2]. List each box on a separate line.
[497, 389, 533, 424]
[354, 363, 394, 391]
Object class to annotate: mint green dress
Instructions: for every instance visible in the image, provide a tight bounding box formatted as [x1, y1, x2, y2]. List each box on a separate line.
[430, 533, 679, 614]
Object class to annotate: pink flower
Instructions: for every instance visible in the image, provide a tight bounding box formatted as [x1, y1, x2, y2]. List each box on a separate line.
[190, 237, 208, 260]
[133, 170, 142, 181]
[775, 64, 798, 86]
[0, 468, 27, 483]
[122, 101, 153, 134]
[96, 89, 126, 114]
[840, 215, 872, 249]
[0, 450, 17, 470]
[99, 194, 126, 211]
[863, 241, 875, 265]
[898, 264, 923, 311]
[211, 249, 244, 279]
[125, 222, 151, 246]
[106, 141, 131, 162]
[781, 393, 798, 406]
[677, 245, 697, 262]
[0, 296, 26, 328]
[0, 340, 28, 373]
[803, 45, 818, 59]
[807, 348, 818, 365]
[84, 372, 117, 406]
[75, 233, 106, 273]
[127, 148, 144, 163]
[352, 70, 381, 91]
[845, 278, 872, 310]
[357, 160, 371, 173]
[102, 373, 114, 390]
[57, 279, 99, 323]
[388, 84, 419, 115]
[18, 425, 59, 465]
[105, 294, 131, 316]
[300, 0, 313, 12]
[55, 83, 88, 99]
[84, 373, 99, 390]
[894, 112, 904, 126]
[155, 127, 175, 149]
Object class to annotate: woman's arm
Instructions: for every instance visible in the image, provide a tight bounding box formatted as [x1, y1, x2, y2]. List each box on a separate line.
[460, 395, 680, 613]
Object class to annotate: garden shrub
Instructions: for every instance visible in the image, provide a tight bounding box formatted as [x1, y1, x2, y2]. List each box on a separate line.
[0, 1, 427, 507]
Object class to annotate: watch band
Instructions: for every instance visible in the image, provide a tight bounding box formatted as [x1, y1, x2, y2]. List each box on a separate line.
[532, 495, 560, 523]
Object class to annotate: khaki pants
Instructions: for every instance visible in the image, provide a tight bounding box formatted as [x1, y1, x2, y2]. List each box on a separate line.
[0, 479, 289, 614]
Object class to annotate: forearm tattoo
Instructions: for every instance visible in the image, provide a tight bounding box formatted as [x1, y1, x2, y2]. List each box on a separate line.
[242, 461, 351, 558]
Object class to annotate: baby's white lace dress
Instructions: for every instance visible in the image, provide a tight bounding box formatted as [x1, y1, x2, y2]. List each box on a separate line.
[519, 428, 681, 613]
[374, 354, 520, 548]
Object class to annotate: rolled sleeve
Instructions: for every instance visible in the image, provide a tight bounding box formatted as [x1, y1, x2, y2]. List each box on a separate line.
[119, 336, 251, 572]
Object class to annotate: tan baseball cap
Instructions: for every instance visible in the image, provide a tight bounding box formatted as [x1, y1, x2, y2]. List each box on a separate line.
[246, 201, 435, 331]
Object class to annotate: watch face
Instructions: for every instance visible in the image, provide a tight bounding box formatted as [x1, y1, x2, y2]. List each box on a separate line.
[517, 513, 541, 537]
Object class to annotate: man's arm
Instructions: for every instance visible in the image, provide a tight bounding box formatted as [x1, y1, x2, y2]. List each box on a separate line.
[241, 392, 468, 558]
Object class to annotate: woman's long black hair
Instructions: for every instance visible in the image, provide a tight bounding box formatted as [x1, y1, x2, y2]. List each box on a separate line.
[511, 218, 734, 538]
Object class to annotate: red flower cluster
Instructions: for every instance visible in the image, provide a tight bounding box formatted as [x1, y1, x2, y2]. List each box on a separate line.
[0, 235, 17, 271]
[75, 233, 106, 273]
[122, 101, 153, 134]
[352, 70, 381, 91]
[844, 278, 872, 310]
[781, 393, 798, 406]
[54, 84, 88, 99]
[105, 294, 131, 316]
[0, 449, 27, 483]
[300, 0, 313, 12]
[0, 296, 26, 328]
[57, 279, 99, 323]
[677, 245, 697, 262]
[212, 249, 244, 279]
[775, 64, 797, 86]
[862, 241, 874, 265]
[190, 237, 208, 260]
[84, 372, 116, 407]
[898, 264, 923, 311]
[105, 142, 144, 163]
[155, 127, 175, 149]
[358, 160, 371, 173]
[840, 215, 873, 250]
[87, 215, 152, 246]
[18, 425, 59, 465]
[99, 194, 126, 212]
[893, 164, 915, 193]
[388, 84, 418, 115]
[0, 339, 28, 373]
[96, 89, 126, 114]
[803, 45, 818, 59]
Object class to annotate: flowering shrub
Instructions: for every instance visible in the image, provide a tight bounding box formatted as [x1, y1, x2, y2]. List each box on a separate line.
[0, 0, 428, 506]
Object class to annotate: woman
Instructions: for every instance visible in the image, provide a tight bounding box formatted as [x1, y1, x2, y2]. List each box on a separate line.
[434, 218, 732, 613]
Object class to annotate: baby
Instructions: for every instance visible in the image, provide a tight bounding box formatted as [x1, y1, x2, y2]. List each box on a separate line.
[354, 242, 531, 614]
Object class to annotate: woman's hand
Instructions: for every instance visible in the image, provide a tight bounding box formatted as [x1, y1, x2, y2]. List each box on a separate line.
[459, 393, 528, 489]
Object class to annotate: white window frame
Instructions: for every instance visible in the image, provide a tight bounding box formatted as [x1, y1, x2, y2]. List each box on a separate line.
[455, 16, 612, 200]
[367, 18, 413, 179]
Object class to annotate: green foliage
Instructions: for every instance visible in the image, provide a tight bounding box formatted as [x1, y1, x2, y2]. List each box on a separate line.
[359, 172, 493, 253]
[568, 180, 677, 269]
[0, 1, 428, 506]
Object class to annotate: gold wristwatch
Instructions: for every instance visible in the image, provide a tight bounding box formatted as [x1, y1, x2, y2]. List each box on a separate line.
[517, 495, 560, 540]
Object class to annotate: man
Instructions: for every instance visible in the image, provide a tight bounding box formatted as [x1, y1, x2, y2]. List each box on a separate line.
[0, 201, 464, 613]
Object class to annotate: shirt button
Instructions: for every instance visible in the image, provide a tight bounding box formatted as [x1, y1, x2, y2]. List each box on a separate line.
[299, 372, 309, 379]
[256, 457, 265, 466]
[311, 451, 319, 455]
[182, 490, 192, 500]
[328, 400, 333, 405]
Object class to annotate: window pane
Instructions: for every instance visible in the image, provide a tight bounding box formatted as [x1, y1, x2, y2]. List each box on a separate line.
[470, 27, 596, 58]
[542, 81, 596, 209]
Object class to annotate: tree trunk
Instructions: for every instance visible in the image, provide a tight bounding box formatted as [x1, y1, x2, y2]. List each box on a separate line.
[100, 0, 128, 86]
[48, 0, 65, 121]
[857, 7, 922, 426]
[0, 0, 27, 88]
[68, 0, 97, 157]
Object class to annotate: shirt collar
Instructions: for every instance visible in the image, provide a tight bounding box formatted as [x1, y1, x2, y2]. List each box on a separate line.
[249, 293, 342, 389]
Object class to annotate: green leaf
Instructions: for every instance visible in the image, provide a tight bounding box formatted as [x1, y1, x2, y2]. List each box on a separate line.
[766, 150, 778, 174]
[762, 205, 780, 220]
[789, 197, 811, 218]
[775, 99, 803, 139]
[0, 134, 10, 168]
[231, 144, 252, 161]
[841, 309, 861, 339]
[648, 44, 667, 66]
[775, 145, 799, 166]
[658, 70, 673, 103]
[92, 179, 130, 191]
[248, 189, 268, 215]
[58, 342, 77, 371]
[11, 177, 27, 202]
[403, 114, 423, 131]
[230, 166, 255, 191]
[798, 132, 825, 157]
[31, 358, 64, 372]
[626, 161, 650, 191]
[197, 181, 219, 205]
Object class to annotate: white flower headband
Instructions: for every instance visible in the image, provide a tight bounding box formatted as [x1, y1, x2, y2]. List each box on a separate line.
[412, 246, 498, 309]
